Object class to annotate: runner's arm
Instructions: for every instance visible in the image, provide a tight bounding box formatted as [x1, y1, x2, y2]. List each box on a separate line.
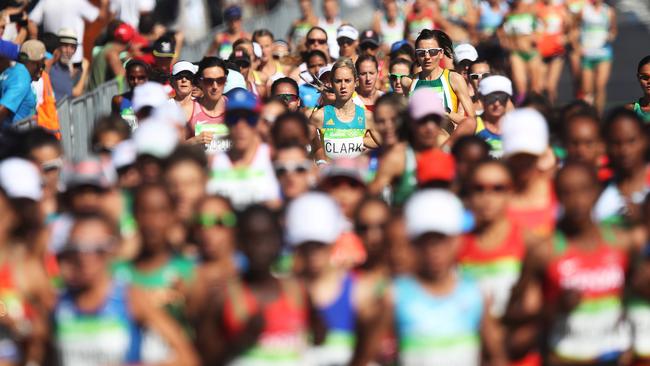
[106, 48, 125, 78]
[480, 306, 508, 366]
[363, 109, 381, 149]
[309, 108, 326, 161]
[72, 59, 90, 97]
[608, 9, 617, 42]
[368, 144, 406, 196]
[350, 285, 394, 366]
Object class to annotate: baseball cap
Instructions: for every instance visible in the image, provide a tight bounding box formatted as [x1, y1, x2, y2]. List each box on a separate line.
[153, 36, 176, 58]
[224, 5, 242, 20]
[317, 65, 332, 80]
[285, 192, 344, 247]
[409, 88, 446, 120]
[114, 23, 136, 44]
[337, 25, 359, 41]
[478, 75, 513, 96]
[0, 158, 42, 200]
[453, 44, 478, 63]
[133, 120, 179, 159]
[19, 40, 46, 61]
[501, 108, 549, 157]
[57, 28, 78, 45]
[65, 156, 112, 190]
[319, 158, 366, 187]
[390, 40, 409, 54]
[172, 61, 198, 76]
[225, 88, 261, 113]
[359, 29, 379, 47]
[416, 149, 456, 185]
[405, 189, 464, 239]
[132, 82, 169, 113]
[229, 49, 251, 68]
[111, 140, 137, 170]
[224, 69, 248, 94]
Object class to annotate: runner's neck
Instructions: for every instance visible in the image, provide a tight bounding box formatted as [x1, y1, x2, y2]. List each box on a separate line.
[420, 67, 444, 81]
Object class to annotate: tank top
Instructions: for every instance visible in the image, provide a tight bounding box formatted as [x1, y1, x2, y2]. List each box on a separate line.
[292, 21, 313, 47]
[504, 12, 536, 36]
[313, 273, 356, 365]
[207, 143, 281, 210]
[407, 7, 436, 40]
[187, 99, 230, 154]
[380, 15, 406, 47]
[633, 102, 650, 123]
[409, 69, 459, 113]
[545, 229, 630, 362]
[537, 4, 566, 57]
[321, 104, 367, 160]
[459, 223, 526, 318]
[507, 188, 558, 238]
[475, 125, 503, 158]
[54, 281, 141, 366]
[567, 0, 586, 15]
[218, 33, 235, 59]
[439, 0, 468, 25]
[479, 1, 508, 36]
[393, 146, 417, 206]
[628, 244, 650, 363]
[580, 3, 610, 58]
[394, 275, 483, 366]
[119, 92, 138, 130]
[222, 279, 309, 365]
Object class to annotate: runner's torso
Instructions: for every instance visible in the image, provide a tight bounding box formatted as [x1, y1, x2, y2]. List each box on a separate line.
[187, 99, 231, 153]
[409, 69, 458, 113]
[321, 104, 367, 160]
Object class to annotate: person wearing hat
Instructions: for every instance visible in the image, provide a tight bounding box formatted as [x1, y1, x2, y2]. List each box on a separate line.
[150, 34, 177, 85]
[0, 40, 44, 127]
[50, 28, 90, 100]
[207, 88, 280, 209]
[369, 88, 454, 205]
[475, 75, 514, 158]
[232, 39, 270, 98]
[353, 189, 507, 366]
[206, 5, 250, 59]
[358, 29, 379, 58]
[88, 22, 135, 90]
[453, 43, 478, 81]
[170, 60, 198, 121]
[336, 24, 359, 62]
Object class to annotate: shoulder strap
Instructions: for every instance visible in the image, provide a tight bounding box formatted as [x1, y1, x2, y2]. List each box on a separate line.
[552, 231, 568, 254]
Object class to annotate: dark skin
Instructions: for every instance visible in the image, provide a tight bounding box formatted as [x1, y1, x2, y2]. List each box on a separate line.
[111, 65, 149, 114]
[133, 186, 175, 272]
[0, 59, 44, 122]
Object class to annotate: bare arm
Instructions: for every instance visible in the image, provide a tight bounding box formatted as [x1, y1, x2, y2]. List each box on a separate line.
[72, 59, 90, 97]
[0, 105, 12, 122]
[480, 305, 508, 366]
[363, 109, 380, 149]
[608, 8, 617, 41]
[368, 144, 406, 196]
[106, 48, 125, 79]
[309, 108, 326, 161]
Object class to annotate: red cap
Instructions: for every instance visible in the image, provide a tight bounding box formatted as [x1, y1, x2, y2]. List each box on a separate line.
[114, 23, 136, 44]
[416, 149, 456, 184]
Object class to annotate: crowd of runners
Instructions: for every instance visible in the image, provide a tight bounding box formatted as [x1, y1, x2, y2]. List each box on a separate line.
[0, 0, 649, 364]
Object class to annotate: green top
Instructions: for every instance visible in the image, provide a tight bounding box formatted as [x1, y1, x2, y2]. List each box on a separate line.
[634, 102, 650, 123]
[393, 146, 417, 206]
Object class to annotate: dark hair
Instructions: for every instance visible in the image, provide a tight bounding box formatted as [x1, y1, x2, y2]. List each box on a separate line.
[197, 57, 229, 78]
[271, 77, 299, 96]
[271, 111, 310, 145]
[233, 38, 252, 50]
[390, 44, 415, 61]
[602, 106, 645, 141]
[554, 160, 599, 192]
[305, 50, 328, 64]
[26, 128, 61, 154]
[561, 111, 601, 144]
[252, 29, 274, 42]
[306, 26, 328, 41]
[414, 29, 454, 59]
[560, 100, 598, 123]
[237, 204, 282, 248]
[125, 59, 150, 74]
[375, 92, 408, 140]
[353, 196, 389, 233]
[638, 55, 650, 74]
[164, 145, 208, 174]
[40, 32, 60, 53]
[133, 182, 174, 213]
[355, 54, 378, 72]
[273, 140, 309, 158]
[389, 57, 412, 71]
[451, 135, 491, 159]
[71, 211, 119, 238]
[468, 159, 511, 182]
[91, 115, 131, 149]
[3, 193, 43, 245]
[138, 14, 156, 34]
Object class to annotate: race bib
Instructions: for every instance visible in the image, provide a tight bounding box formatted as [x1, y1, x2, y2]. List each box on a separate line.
[195, 124, 231, 153]
[322, 128, 365, 160]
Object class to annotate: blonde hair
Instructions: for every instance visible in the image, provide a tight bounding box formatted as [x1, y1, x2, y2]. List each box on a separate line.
[330, 57, 358, 82]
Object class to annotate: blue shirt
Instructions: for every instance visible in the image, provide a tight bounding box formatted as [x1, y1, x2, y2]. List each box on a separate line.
[0, 40, 19, 61]
[0, 63, 36, 127]
[299, 84, 320, 109]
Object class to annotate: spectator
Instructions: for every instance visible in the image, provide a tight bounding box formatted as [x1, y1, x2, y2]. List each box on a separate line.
[88, 22, 135, 91]
[50, 29, 89, 100]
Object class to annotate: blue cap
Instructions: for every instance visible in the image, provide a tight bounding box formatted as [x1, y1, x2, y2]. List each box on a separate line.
[224, 5, 242, 20]
[225, 88, 260, 113]
[390, 40, 409, 54]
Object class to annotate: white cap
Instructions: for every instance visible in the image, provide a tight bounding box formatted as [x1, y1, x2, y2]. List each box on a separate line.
[501, 108, 549, 157]
[133, 120, 179, 159]
[317, 65, 332, 80]
[132, 82, 169, 113]
[285, 192, 344, 247]
[337, 24, 359, 40]
[111, 140, 137, 170]
[454, 43, 478, 63]
[224, 69, 248, 94]
[0, 158, 42, 200]
[478, 75, 513, 96]
[405, 189, 464, 239]
[172, 61, 198, 76]
[152, 101, 186, 127]
[252, 42, 263, 59]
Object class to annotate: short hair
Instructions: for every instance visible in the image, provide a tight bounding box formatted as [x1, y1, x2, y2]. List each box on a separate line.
[451, 135, 491, 159]
[197, 57, 229, 78]
[252, 29, 274, 42]
[355, 54, 378, 72]
[271, 111, 310, 144]
[125, 59, 150, 74]
[271, 77, 299, 96]
[638, 55, 650, 74]
[26, 128, 61, 153]
[305, 50, 328, 64]
[602, 106, 645, 141]
[91, 115, 131, 148]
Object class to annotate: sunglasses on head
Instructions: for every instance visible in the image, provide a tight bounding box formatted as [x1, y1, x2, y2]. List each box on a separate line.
[201, 76, 227, 86]
[274, 161, 312, 176]
[470, 72, 490, 80]
[471, 183, 510, 194]
[277, 93, 300, 104]
[307, 38, 327, 46]
[195, 212, 237, 228]
[226, 112, 258, 126]
[483, 92, 509, 105]
[415, 47, 443, 58]
[389, 73, 408, 82]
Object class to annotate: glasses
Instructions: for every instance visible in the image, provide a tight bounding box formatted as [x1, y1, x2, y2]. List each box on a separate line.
[58, 239, 115, 258]
[201, 76, 227, 86]
[323, 176, 365, 189]
[356, 222, 387, 233]
[483, 92, 509, 105]
[274, 161, 312, 176]
[273, 53, 288, 59]
[174, 72, 194, 81]
[226, 112, 258, 126]
[277, 93, 300, 104]
[639, 74, 650, 81]
[307, 38, 327, 46]
[471, 183, 510, 194]
[415, 48, 443, 58]
[470, 72, 491, 81]
[360, 43, 378, 51]
[389, 73, 408, 83]
[42, 158, 63, 172]
[337, 38, 355, 47]
[195, 212, 237, 228]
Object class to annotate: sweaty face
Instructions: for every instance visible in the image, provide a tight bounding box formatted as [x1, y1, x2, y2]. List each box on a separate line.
[332, 67, 356, 101]
[414, 38, 442, 72]
[307, 55, 327, 77]
[357, 60, 378, 95]
[127, 66, 148, 89]
[468, 163, 512, 225]
[565, 117, 602, 166]
[374, 103, 399, 146]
